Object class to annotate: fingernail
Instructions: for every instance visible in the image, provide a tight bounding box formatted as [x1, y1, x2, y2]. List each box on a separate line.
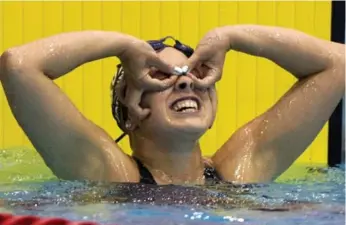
[181, 66, 189, 74]
[173, 66, 183, 75]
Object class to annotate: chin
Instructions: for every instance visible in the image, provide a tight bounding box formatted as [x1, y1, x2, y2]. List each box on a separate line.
[173, 118, 208, 130]
[164, 116, 212, 139]
[142, 116, 210, 141]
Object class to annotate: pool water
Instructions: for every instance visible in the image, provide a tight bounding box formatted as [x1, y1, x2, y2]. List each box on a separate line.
[0, 148, 344, 225]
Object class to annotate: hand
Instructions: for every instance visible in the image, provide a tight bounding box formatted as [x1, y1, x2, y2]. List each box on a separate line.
[116, 36, 177, 123]
[186, 27, 231, 88]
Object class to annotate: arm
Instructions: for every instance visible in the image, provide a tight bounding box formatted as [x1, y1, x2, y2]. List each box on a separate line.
[0, 31, 139, 182]
[212, 25, 345, 183]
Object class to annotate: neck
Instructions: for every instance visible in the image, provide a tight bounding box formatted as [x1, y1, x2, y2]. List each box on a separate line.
[131, 133, 205, 184]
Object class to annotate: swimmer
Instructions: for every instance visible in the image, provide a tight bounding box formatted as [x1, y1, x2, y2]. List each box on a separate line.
[0, 25, 344, 185]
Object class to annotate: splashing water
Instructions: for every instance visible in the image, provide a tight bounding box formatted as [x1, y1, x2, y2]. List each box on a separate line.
[0, 148, 344, 225]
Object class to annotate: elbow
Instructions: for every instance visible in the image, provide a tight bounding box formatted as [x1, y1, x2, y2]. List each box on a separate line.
[0, 48, 36, 81]
[0, 50, 14, 80]
[327, 42, 345, 71]
[335, 44, 345, 71]
[330, 43, 345, 91]
[0, 49, 25, 80]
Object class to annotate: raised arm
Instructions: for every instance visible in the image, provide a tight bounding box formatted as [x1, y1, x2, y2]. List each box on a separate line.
[0, 31, 143, 182]
[209, 25, 345, 183]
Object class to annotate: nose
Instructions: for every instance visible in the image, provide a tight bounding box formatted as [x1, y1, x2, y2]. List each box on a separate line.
[174, 75, 194, 91]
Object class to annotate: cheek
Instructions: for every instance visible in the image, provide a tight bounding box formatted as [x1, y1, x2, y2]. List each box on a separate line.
[141, 90, 169, 111]
[197, 87, 217, 109]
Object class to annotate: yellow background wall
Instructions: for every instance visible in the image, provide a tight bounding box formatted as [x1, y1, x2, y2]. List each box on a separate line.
[0, 1, 331, 166]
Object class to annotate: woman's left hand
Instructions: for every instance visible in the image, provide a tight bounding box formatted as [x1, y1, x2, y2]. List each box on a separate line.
[186, 27, 231, 88]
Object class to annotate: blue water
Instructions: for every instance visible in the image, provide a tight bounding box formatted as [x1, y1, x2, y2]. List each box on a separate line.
[0, 148, 344, 225]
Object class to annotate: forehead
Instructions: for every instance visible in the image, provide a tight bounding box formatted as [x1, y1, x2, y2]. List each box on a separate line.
[157, 47, 189, 67]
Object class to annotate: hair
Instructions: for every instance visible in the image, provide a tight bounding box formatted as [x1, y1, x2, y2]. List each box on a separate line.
[110, 36, 195, 143]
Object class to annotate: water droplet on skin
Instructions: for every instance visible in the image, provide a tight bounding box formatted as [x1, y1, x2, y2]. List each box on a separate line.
[276, 109, 283, 120]
[259, 119, 269, 136]
[244, 127, 251, 135]
[288, 98, 296, 107]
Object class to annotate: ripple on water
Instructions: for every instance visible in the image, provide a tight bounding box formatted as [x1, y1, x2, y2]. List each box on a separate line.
[0, 148, 344, 225]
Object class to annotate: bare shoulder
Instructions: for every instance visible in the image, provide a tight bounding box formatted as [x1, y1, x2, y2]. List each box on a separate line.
[81, 124, 140, 182]
[211, 117, 271, 183]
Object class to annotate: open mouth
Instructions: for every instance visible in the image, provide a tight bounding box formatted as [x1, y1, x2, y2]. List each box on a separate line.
[170, 97, 200, 113]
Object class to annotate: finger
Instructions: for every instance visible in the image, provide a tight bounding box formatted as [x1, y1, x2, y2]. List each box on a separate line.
[147, 54, 174, 74]
[138, 73, 177, 91]
[129, 107, 150, 125]
[186, 53, 203, 73]
[186, 73, 209, 89]
[124, 86, 150, 122]
[187, 67, 220, 89]
[204, 66, 222, 84]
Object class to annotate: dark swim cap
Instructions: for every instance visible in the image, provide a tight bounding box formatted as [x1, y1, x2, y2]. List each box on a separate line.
[111, 36, 194, 142]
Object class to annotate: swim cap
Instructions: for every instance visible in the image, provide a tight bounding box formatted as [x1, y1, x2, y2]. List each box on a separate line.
[111, 36, 194, 142]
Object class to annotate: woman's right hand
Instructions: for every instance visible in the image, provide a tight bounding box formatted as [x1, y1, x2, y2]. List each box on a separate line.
[116, 36, 177, 123]
[186, 27, 230, 88]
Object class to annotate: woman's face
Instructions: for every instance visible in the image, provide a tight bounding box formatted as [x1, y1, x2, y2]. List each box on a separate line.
[134, 47, 217, 139]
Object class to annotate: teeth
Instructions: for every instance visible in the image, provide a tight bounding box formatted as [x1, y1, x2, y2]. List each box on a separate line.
[172, 99, 198, 112]
[181, 108, 196, 113]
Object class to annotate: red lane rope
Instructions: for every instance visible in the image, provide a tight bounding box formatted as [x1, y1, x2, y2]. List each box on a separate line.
[0, 213, 110, 225]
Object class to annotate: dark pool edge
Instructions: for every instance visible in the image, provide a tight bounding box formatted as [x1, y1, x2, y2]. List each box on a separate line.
[328, 0, 345, 167]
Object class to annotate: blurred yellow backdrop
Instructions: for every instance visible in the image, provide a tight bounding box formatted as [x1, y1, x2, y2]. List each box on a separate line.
[0, 1, 331, 166]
